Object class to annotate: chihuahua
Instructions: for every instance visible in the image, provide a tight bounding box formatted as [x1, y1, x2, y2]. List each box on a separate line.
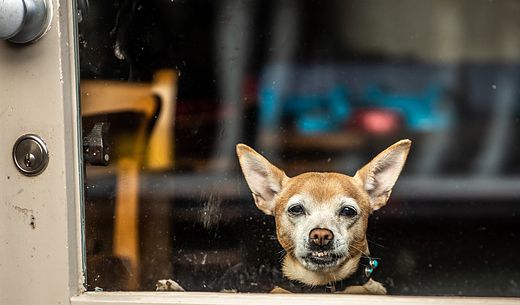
[235, 139, 411, 294]
[156, 139, 410, 294]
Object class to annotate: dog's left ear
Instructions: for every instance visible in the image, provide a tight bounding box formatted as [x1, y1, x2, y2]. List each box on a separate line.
[236, 144, 288, 216]
[355, 139, 411, 211]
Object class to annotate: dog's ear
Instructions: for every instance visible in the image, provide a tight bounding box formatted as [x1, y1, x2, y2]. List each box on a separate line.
[236, 144, 288, 215]
[355, 139, 411, 211]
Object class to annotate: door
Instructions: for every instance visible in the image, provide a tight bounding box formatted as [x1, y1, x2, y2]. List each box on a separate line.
[0, 0, 82, 304]
[2, 0, 520, 304]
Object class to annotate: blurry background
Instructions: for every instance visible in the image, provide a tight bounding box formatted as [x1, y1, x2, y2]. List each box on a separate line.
[78, 0, 520, 296]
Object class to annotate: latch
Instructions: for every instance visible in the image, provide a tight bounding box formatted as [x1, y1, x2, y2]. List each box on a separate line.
[83, 122, 111, 166]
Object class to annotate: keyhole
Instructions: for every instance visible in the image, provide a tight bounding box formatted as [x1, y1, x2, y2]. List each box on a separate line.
[13, 135, 49, 176]
[24, 153, 36, 168]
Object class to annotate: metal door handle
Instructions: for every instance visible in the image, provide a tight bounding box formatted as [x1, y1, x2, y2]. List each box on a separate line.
[0, 0, 52, 43]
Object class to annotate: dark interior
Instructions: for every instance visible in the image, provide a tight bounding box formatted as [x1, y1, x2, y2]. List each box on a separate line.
[79, 0, 520, 296]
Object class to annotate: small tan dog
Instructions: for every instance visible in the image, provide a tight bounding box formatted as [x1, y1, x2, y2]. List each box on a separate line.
[235, 139, 411, 294]
[157, 139, 410, 294]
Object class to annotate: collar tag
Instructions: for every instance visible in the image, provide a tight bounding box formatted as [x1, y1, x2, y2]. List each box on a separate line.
[364, 258, 379, 278]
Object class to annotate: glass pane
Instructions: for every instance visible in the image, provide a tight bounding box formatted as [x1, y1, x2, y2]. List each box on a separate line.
[77, 0, 520, 296]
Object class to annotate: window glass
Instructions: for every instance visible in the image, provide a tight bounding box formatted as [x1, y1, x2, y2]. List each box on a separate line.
[78, 0, 520, 296]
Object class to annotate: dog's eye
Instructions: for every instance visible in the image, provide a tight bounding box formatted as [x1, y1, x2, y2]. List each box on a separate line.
[288, 204, 305, 216]
[339, 206, 357, 217]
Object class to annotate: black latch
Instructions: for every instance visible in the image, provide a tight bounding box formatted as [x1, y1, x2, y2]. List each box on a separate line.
[83, 122, 110, 166]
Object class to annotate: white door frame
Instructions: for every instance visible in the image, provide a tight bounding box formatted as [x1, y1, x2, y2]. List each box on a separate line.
[0, 0, 82, 304]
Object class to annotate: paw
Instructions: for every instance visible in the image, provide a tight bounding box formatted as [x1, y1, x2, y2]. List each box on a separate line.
[270, 287, 291, 293]
[156, 279, 185, 291]
[341, 279, 387, 295]
[363, 279, 387, 295]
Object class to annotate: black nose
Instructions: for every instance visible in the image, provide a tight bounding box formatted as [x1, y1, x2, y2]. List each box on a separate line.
[309, 228, 334, 246]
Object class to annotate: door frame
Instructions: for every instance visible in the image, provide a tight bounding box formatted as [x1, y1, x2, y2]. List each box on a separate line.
[0, 0, 83, 304]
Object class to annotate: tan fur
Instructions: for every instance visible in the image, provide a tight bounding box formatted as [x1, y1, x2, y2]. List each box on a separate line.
[236, 140, 411, 294]
[342, 279, 387, 294]
[281, 251, 362, 286]
[272, 173, 370, 254]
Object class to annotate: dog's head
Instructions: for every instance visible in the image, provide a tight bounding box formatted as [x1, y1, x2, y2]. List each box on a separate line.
[236, 140, 411, 282]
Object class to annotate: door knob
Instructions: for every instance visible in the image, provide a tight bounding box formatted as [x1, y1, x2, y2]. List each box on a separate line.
[0, 0, 52, 43]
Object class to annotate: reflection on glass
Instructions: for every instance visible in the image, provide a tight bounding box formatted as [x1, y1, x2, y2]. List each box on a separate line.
[78, 0, 520, 296]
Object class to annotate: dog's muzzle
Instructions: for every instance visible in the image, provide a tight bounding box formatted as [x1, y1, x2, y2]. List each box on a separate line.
[303, 228, 344, 268]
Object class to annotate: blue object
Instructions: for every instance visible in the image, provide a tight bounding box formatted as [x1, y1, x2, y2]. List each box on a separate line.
[372, 259, 379, 268]
[260, 86, 351, 134]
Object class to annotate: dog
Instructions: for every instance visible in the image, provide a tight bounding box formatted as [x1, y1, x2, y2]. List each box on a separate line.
[157, 139, 411, 294]
[235, 139, 411, 294]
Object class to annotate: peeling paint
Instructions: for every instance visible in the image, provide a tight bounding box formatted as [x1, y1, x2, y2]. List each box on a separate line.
[8, 202, 36, 230]
[12, 204, 33, 217]
[78, 270, 87, 294]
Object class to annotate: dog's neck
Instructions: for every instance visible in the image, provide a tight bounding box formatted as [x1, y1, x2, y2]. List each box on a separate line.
[281, 252, 366, 286]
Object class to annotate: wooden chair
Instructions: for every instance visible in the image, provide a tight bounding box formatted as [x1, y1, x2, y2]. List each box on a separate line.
[81, 70, 177, 290]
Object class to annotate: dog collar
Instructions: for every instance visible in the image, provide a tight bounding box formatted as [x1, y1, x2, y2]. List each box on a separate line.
[275, 256, 380, 293]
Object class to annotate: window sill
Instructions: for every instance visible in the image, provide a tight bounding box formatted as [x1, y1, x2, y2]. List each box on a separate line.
[71, 292, 520, 305]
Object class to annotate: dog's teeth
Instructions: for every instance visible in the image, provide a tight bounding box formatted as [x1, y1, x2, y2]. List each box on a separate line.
[311, 251, 332, 258]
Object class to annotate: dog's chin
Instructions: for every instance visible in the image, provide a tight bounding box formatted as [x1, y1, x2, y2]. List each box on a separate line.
[300, 251, 346, 271]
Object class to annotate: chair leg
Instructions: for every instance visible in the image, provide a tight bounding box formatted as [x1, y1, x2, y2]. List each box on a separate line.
[113, 158, 140, 290]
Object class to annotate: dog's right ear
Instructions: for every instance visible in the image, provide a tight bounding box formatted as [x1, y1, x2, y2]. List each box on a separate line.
[236, 144, 288, 215]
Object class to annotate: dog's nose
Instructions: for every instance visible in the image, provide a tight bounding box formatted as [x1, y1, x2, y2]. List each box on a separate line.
[309, 228, 334, 246]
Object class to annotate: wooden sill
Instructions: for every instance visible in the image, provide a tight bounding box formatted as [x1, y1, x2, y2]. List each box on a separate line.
[71, 291, 520, 305]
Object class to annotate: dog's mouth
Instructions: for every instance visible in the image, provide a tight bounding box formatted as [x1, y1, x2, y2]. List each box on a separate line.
[304, 250, 343, 268]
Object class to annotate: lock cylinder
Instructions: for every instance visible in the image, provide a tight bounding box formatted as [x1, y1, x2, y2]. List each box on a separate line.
[12, 134, 49, 176]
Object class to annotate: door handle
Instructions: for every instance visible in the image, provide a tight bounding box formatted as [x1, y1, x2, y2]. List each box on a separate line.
[0, 0, 52, 43]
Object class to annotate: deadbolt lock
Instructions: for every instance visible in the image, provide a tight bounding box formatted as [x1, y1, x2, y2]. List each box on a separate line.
[12, 134, 49, 176]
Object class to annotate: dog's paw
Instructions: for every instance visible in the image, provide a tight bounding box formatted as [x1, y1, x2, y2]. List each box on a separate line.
[363, 279, 387, 295]
[341, 279, 387, 295]
[156, 279, 185, 291]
